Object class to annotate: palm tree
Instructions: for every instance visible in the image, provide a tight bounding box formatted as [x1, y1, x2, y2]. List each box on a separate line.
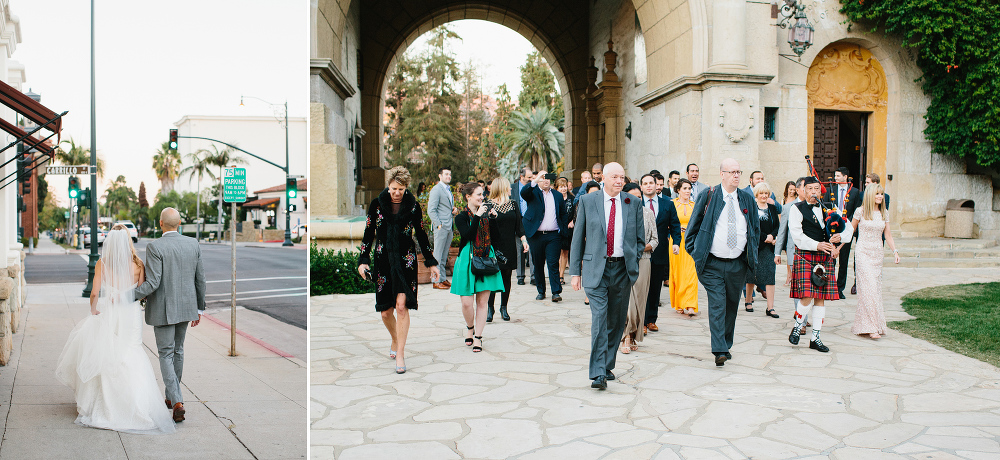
[507, 106, 564, 172]
[152, 141, 182, 194]
[56, 138, 105, 177]
[179, 149, 216, 241]
[103, 175, 137, 220]
[204, 144, 247, 240]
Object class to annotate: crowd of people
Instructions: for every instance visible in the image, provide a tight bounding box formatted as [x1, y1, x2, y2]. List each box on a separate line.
[356, 159, 898, 388]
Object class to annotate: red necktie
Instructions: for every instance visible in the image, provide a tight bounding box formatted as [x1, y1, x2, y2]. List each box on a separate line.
[649, 198, 654, 212]
[607, 197, 616, 257]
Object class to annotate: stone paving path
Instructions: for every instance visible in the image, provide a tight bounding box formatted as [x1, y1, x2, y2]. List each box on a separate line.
[312, 266, 1000, 459]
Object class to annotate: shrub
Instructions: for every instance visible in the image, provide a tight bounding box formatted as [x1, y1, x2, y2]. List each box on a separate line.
[310, 244, 375, 296]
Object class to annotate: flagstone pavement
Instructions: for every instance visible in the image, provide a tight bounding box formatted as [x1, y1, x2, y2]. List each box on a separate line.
[312, 266, 1000, 459]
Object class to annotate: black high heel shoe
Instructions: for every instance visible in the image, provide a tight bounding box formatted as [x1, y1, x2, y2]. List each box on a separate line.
[500, 305, 510, 321]
[766, 309, 779, 318]
[472, 336, 483, 353]
[465, 326, 474, 346]
[487, 305, 495, 323]
[744, 302, 754, 313]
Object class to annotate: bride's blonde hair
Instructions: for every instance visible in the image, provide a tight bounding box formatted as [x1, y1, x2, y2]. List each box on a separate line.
[111, 223, 143, 268]
[861, 184, 887, 221]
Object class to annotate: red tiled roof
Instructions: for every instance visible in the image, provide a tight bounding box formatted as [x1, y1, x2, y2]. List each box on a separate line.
[241, 197, 280, 208]
[255, 178, 308, 194]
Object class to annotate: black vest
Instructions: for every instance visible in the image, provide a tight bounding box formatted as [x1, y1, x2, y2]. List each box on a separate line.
[795, 201, 828, 243]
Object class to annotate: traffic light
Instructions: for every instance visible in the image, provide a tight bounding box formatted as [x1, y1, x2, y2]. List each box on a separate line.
[21, 179, 30, 195]
[286, 177, 298, 200]
[78, 188, 91, 208]
[288, 204, 297, 212]
[68, 176, 80, 199]
[169, 129, 178, 150]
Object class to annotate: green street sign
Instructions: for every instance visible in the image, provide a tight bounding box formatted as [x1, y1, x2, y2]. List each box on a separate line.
[223, 167, 247, 203]
[64, 211, 70, 219]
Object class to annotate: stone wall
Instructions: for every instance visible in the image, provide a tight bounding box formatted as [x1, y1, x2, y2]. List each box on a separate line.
[0, 250, 24, 366]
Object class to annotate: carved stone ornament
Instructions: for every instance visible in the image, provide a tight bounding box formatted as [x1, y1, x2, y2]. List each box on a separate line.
[806, 45, 888, 110]
[718, 94, 755, 143]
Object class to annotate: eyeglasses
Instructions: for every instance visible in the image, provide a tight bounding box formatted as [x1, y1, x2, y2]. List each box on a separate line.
[722, 170, 743, 176]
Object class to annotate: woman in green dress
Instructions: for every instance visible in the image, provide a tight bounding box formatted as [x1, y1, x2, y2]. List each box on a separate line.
[451, 182, 506, 352]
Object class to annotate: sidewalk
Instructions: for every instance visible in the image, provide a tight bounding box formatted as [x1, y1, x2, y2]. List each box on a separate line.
[0, 283, 306, 459]
[312, 266, 1000, 459]
[27, 235, 73, 255]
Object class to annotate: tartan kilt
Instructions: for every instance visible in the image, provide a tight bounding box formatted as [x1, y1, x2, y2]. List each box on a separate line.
[790, 249, 839, 300]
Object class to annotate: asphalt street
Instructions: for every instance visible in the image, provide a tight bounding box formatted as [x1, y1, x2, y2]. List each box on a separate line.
[23, 239, 307, 329]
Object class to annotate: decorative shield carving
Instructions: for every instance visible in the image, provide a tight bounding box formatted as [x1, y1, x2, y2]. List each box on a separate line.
[718, 94, 755, 143]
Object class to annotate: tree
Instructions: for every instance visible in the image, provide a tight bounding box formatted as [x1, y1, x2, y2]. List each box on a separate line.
[55, 138, 105, 177]
[460, 59, 491, 175]
[149, 190, 200, 230]
[179, 149, 216, 240]
[507, 106, 565, 172]
[137, 182, 151, 235]
[204, 144, 247, 239]
[518, 51, 564, 127]
[103, 175, 138, 221]
[152, 140, 182, 194]
[38, 190, 67, 232]
[475, 84, 516, 181]
[384, 25, 470, 185]
[36, 173, 48, 213]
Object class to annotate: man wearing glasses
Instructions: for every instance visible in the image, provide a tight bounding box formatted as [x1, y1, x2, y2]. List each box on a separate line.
[683, 159, 760, 366]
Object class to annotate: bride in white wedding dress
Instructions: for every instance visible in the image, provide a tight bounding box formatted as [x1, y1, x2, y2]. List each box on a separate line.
[55, 226, 176, 434]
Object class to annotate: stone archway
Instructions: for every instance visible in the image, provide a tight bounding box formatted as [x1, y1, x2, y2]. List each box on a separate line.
[355, 2, 591, 201]
[807, 43, 889, 186]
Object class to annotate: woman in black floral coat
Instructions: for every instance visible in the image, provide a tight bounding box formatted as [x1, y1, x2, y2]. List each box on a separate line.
[357, 166, 440, 374]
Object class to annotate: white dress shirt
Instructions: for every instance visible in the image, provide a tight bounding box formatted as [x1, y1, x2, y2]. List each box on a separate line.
[604, 191, 624, 257]
[837, 184, 848, 211]
[538, 188, 559, 231]
[789, 201, 855, 251]
[709, 188, 748, 259]
[644, 195, 659, 218]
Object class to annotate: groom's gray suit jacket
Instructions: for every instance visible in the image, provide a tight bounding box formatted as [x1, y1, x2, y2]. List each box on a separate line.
[135, 232, 207, 326]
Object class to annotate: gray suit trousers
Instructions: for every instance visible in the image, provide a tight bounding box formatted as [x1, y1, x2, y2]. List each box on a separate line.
[154, 322, 188, 404]
[585, 260, 629, 379]
[432, 224, 452, 282]
[700, 255, 747, 354]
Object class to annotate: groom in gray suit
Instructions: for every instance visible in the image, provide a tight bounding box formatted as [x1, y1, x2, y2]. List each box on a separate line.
[685, 158, 759, 366]
[135, 207, 207, 422]
[569, 162, 645, 390]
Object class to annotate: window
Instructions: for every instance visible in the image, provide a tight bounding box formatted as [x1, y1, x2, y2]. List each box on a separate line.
[763, 107, 778, 140]
[634, 14, 647, 86]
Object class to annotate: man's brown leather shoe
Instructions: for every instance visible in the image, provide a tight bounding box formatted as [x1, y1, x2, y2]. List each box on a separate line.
[646, 323, 659, 332]
[643, 326, 648, 335]
[433, 282, 448, 290]
[172, 402, 186, 422]
[442, 279, 452, 287]
[165, 399, 172, 409]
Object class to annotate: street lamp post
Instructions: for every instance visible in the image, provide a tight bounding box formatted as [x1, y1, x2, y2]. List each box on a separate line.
[83, 0, 99, 298]
[240, 96, 293, 246]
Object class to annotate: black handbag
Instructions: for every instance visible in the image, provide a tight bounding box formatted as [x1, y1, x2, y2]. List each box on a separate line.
[470, 252, 500, 276]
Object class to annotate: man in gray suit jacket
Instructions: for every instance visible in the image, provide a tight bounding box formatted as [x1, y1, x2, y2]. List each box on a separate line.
[684, 159, 759, 366]
[427, 167, 457, 288]
[135, 207, 207, 422]
[569, 162, 645, 390]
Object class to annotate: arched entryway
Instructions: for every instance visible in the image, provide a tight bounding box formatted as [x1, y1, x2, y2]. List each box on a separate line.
[807, 43, 889, 188]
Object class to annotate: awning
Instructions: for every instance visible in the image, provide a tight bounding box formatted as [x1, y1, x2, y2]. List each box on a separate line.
[0, 79, 62, 140]
[0, 117, 55, 154]
[242, 197, 280, 208]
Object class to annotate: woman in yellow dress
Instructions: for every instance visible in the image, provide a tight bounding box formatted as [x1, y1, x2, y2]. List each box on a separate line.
[670, 178, 699, 316]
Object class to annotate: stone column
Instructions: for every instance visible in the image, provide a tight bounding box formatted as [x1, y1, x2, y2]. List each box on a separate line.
[596, 39, 623, 165]
[710, 0, 748, 71]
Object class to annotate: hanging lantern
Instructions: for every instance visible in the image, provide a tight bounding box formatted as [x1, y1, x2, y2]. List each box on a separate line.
[787, 9, 815, 58]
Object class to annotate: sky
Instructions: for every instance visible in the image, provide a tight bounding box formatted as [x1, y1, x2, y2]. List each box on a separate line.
[11, 0, 308, 207]
[405, 19, 552, 102]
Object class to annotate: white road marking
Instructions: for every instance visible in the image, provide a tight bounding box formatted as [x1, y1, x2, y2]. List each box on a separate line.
[205, 287, 306, 297]
[206, 292, 308, 303]
[206, 276, 306, 284]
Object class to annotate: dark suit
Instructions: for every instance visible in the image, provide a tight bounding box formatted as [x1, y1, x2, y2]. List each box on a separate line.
[521, 182, 567, 296]
[511, 182, 533, 283]
[568, 191, 645, 380]
[823, 184, 861, 295]
[643, 196, 682, 325]
[685, 186, 760, 356]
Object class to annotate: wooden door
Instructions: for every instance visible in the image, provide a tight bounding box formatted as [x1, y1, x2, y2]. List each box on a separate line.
[813, 111, 839, 182]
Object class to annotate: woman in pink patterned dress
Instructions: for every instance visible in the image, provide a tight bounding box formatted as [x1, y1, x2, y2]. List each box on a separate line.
[849, 184, 899, 339]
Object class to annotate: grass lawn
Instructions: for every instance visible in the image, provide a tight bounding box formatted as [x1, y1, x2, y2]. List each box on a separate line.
[892, 282, 1000, 368]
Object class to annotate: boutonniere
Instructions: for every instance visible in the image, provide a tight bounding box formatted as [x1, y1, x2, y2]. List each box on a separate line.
[623, 197, 631, 204]
[742, 208, 748, 214]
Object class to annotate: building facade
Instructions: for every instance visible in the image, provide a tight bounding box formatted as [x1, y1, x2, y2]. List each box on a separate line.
[311, 0, 1000, 246]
